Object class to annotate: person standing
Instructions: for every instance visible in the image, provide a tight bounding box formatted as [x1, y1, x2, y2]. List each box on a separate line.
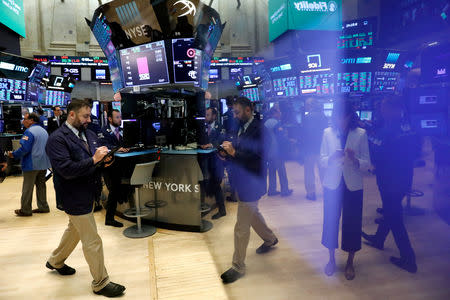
[199, 107, 226, 219]
[98, 109, 129, 227]
[302, 98, 328, 200]
[222, 96, 239, 202]
[264, 106, 292, 197]
[319, 99, 370, 280]
[219, 97, 278, 284]
[47, 106, 65, 135]
[9, 113, 51, 216]
[45, 99, 125, 297]
[36, 108, 48, 130]
[362, 97, 419, 273]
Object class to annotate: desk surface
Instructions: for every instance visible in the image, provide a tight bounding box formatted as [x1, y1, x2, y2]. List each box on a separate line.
[115, 148, 215, 158]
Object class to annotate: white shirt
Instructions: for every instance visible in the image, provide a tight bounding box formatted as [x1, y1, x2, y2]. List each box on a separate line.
[66, 121, 87, 142]
[238, 116, 254, 136]
[109, 124, 122, 137]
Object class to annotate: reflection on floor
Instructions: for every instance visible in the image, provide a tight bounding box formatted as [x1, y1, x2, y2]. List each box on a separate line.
[1, 148, 449, 299]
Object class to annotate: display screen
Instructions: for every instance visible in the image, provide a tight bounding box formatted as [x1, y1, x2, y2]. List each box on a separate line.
[299, 73, 335, 95]
[230, 67, 243, 80]
[111, 101, 121, 112]
[45, 90, 70, 106]
[272, 77, 299, 97]
[373, 71, 399, 92]
[410, 113, 447, 136]
[0, 0, 26, 37]
[26, 82, 44, 103]
[62, 67, 81, 81]
[209, 68, 220, 80]
[241, 88, 260, 102]
[421, 43, 450, 83]
[338, 18, 376, 49]
[0, 78, 27, 101]
[95, 69, 107, 80]
[337, 72, 372, 93]
[120, 41, 170, 87]
[172, 38, 201, 84]
[360, 110, 373, 121]
[28, 63, 49, 84]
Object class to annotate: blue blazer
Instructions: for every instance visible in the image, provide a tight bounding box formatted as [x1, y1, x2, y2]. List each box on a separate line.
[98, 125, 123, 149]
[46, 124, 102, 215]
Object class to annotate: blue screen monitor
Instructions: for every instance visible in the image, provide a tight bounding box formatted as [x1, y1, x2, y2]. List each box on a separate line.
[241, 87, 260, 102]
[0, 78, 27, 101]
[111, 101, 121, 112]
[360, 110, 372, 121]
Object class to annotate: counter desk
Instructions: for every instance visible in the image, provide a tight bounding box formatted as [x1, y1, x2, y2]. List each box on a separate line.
[114, 148, 215, 232]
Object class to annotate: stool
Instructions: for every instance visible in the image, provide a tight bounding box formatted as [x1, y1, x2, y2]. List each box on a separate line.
[123, 161, 159, 238]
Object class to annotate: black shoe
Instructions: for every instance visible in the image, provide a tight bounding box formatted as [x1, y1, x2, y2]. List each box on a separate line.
[105, 220, 124, 227]
[221, 268, 244, 284]
[94, 282, 126, 297]
[390, 256, 417, 273]
[375, 217, 384, 225]
[280, 189, 293, 197]
[15, 209, 32, 217]
[32, 209, 50, 213]
[256, 238, 278, 254]
[212, 211, 226, 220]
[46, 261, 76, 275]
[306, 193, 316, 201]
[94, 205, 103, 212]
[362, 232, 384, 250]
[267, 191, 280, 196]
[226, 196, 237, 202]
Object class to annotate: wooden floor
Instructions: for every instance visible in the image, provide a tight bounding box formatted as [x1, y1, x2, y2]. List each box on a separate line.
[0, 145, 449, 299]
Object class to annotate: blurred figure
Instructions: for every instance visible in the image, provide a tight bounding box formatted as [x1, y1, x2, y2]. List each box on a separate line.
[47, 106, 65, 135]
[302, 98, 328, 200]
[99, 109, 129, 227]
[264, 106, 292, 197]
[222, 96, 239, 202]
[199, 107, 226, 219]
[0, 145, 8, 181]
[362, 97, 419, 273]
[219, 97, 278, 284]
[320, 99, 370, 280]
[9, 113, 51, 216]
[36, 108, 48, 130]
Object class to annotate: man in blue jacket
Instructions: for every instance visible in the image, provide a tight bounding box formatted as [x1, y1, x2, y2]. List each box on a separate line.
[9, 112, 51, 216]
[45, 99, 125, 297]
[98, 108, 129, 227]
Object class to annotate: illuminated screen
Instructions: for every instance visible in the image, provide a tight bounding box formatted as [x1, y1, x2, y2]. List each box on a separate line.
[172, 38, 201, 84]
[62, 67, 81, 81]
[272, 77, 299, 97]
[209, 68, 220, 80]
[360, 110, 372, 121]
[0, 0, 26, 37]
[120, 41, 170, 87]
[338, 18, 376, 49]
[299, 73, 335, 95]
[0, 78, 27, 101]
[337, 72, 372, 93]
[241, 88, 260, 102]
[111, 101, 121, 112]
[373, 71, 399, 92]
[26, 82, 44, 103]
[95, 69, 107, 80]
[45, 90, 70, 106]
[230, 67, 243, 80]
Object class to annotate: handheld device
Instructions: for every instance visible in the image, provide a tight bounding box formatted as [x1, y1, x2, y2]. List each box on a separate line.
[95, 146, 121, 167]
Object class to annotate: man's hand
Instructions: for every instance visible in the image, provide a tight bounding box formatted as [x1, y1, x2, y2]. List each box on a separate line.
[200, 144, 213, 150]
[0, 162, 7, 172]
[222, 141, 236, 157]
[93, 146, 109, 164]
[329, 149, 344, 163]
[118, 147, 129, 153]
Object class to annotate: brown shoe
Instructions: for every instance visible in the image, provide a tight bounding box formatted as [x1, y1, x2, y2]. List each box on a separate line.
[15, 209, 32, 216]
[32, 209, 50, 213]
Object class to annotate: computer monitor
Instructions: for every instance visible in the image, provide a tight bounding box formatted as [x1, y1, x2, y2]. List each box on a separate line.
[171, 38, 201, 84]
[122, 119, 140, 147]
[111, 101, 121, 112]
[360, 110, 372, 121]
[410, 113, 447, 136]
[0, 78, 27, 101]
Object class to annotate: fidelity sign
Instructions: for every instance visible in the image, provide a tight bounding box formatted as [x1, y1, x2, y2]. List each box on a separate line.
[293, 1, 338, 12]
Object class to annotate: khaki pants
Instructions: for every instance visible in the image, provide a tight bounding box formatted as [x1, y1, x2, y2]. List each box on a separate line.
[232, 199, 277, 274]
[304, 154, 323, 195]
[48, 212, 110, 292]
[20, 170, 48, 214]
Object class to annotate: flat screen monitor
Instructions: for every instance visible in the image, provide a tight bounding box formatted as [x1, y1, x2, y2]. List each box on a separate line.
[62, 67, 81, 81]
[229, 67, 243, 80]
[111, 101, 121, 112]
[409, 88, 447, 113]
[172, 38, 201, 84]
[0, 78, 27, 101]
[360, 110, 372, 121]
[241, 88, 260, 102]
[323, 103, 333, 110]
[28, 63, 49, 84]
[373, 71, 400, 92]
[299, 73, 335, 95]
[220, 98, 228, 114]
[209, 68, 220, 80]
[94, 68, 108, 81]
[272, 77, 299, 97]
[410, 113, 447, 136]
[45, 90, 69, 106]
[338, 17, 377, 49]
[91, 101, 100, 118]
[26, 82, 44, 103]
[337, 72, 372, 93]
[120, 40, 170, 87]
[324, 110, 332, 117]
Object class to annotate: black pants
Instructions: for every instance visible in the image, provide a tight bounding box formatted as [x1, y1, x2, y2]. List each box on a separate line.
[267, 157, 289, 194]
[103, 169, 129, 221]
[375, 188, 416, 262]
[198, 155, 225, 213]
[322, 180, 363, 252]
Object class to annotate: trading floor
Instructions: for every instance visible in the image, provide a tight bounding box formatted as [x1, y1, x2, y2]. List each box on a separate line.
[0, 144, 449, 300]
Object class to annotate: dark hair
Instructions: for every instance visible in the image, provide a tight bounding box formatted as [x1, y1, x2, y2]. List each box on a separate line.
[206, 107, 218, 116]
[67, 99, 91, 114]
[108, 109, 120, 119]
[26, 112, 40, 123]
[36, 108, 44, 115]
[53, 106, 61, 111]
[225, 96, 234, 107]
[234, 97, 253, 110]
[331, 99, 358, 130]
